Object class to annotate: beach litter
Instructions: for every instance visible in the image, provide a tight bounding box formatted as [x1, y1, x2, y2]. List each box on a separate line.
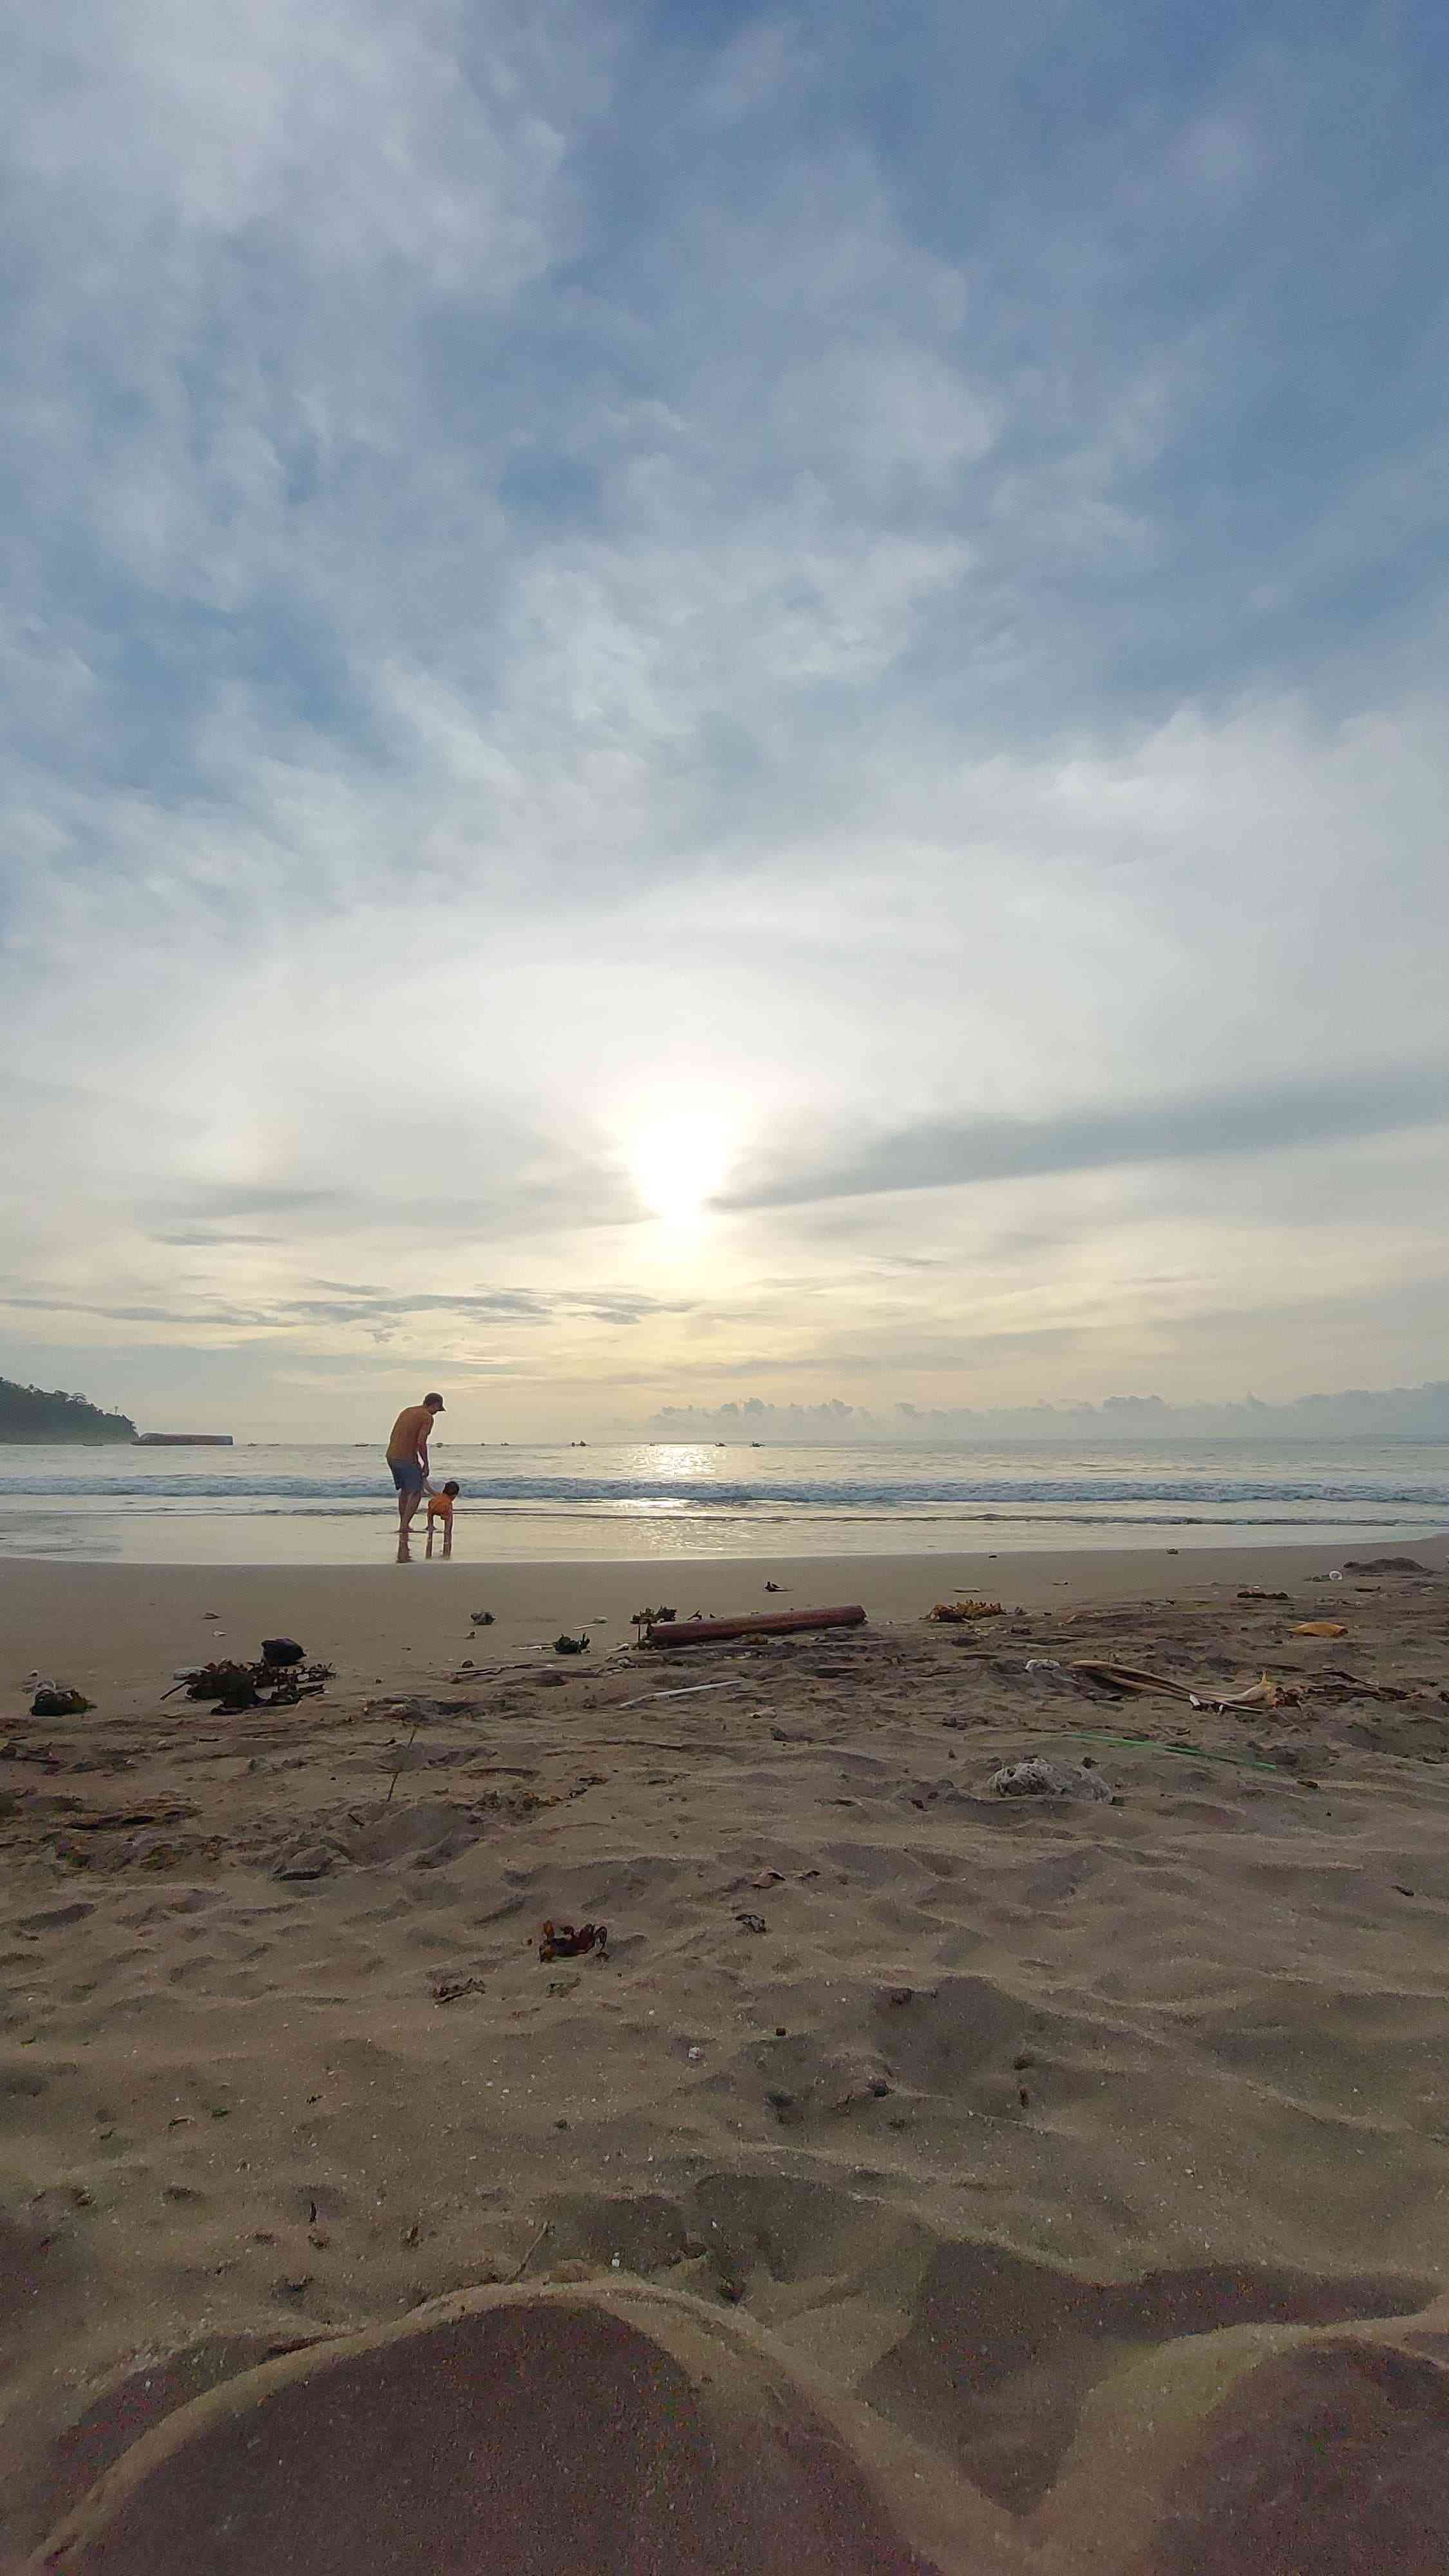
[261, 1636, 305, 1667]
[631, 1605, 677, 1638]
[1067, 1660, 1302, 1713]
[1238, 1589, 1290, 1601]
[1293, 1621, 1349, 1638]
[617, 1680, 743, 1710]
[538, 1920, 607, 1962]
[735, 1911, 769, 1933]
[431, 1974, 488, 2005]
[181, 1656, 332, 1710]
[553, 1632, 590, 1655]
[1312, 1667, 1412, 1702]
[989, 1757, 1112, 1802]
[928, 1600, 1003, 1622]
[30, 1685, 93, 1717]
[470, 1611, 495, 1627]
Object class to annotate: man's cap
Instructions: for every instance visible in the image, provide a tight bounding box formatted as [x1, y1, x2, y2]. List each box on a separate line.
[424, 1392, 445, 1408]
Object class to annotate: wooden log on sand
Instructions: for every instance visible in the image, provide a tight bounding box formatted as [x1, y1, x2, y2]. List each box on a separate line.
[645, 1605, 866, 1648]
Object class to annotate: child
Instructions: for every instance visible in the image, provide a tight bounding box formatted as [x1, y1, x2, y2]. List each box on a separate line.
[425, 1480, 460, 1558]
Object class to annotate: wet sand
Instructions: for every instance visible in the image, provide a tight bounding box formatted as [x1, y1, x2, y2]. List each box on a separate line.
[5, 1539, 1449, 2570]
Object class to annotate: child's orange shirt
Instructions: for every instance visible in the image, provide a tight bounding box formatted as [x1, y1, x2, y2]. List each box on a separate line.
[426, 1492, 455, 1522]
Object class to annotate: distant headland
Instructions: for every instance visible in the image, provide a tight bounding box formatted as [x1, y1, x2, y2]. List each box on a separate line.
[0, 1376, 137, 1443]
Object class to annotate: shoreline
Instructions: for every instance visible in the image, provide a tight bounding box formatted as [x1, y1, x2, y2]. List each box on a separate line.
[5, 1535, 1447, 1707]
[6, 1513, 1446, 1571]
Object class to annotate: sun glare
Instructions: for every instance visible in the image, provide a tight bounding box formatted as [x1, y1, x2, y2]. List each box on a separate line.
[626, 1106, 736, 1226]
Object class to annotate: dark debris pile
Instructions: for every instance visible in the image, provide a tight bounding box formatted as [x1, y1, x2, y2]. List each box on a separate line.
[185, 1656, 335, 1710]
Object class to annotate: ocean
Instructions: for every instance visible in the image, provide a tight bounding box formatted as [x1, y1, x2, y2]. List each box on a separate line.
[1, 1437, 1447, 1565]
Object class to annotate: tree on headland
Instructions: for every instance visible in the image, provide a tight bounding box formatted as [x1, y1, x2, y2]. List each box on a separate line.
[0, 1376, 137, 1442]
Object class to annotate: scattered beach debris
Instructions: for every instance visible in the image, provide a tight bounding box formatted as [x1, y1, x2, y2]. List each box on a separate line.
[431, 1974, 488, 2005]
[538, 1919, 607, 1961]
[1342, 1557, 1428, 1574]
[645, 1605, 866, 1648]
[30, 1685, 93, 1717]
[928, 1600, 1003, 1622]
[1237, 1588, 1290, 1601]
[470, 1610, 495, 1626]
[1293, 1621, 1349, 1638]
[184, 1662, 261, 1709]
[989, 1757, 1112, 1802]
[182, 1657, 330, 1710]
[553, 1632, 590, 1655]
[735, 1911, 768, 1933]
[1198, 1672, 1302, 1710]
[261, 1637, 305, 1667]
[1314, 1667, 1412, 1702]
[631, 1605, 678, 1639]
[1068, 1660, 1302, 1713]
[617, 1680, 743, 1710]
[764, 1581, 784, 1593]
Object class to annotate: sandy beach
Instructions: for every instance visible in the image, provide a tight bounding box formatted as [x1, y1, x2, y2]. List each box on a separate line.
[5, 1538, 1449, 2571]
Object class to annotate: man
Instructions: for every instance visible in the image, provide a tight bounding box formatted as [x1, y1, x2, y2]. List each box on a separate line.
[386, 1392, 444, 1555]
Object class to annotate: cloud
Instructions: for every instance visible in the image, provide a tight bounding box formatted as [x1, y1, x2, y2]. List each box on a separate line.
[715, 1064, 1449, 1211]
[0, 1282, 691, 1335]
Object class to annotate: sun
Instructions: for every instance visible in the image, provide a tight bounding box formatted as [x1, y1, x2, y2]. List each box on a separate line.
[625, 1105, 736, 1227]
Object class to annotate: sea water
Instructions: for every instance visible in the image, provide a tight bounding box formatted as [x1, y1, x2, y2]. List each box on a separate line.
[1, 1437, 1446, 1564]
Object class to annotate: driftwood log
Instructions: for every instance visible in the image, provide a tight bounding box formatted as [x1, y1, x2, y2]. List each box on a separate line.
[643, 1605, 866, 1649]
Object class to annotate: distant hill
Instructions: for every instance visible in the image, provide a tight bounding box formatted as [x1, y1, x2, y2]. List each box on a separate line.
[0, 1376, 137, 1443]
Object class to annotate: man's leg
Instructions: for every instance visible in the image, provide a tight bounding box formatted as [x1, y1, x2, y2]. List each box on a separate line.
[392, 1462, 423, 1558]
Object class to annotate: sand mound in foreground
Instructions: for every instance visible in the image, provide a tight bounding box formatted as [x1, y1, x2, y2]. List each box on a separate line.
[24, 2271, 1449, 2576]
[32, 2281, 1014, 2576]
[1031, 2299, 1449, 2575]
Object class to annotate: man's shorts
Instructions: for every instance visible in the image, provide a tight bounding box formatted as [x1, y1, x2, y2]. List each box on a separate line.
[388, 1455, 426, 1494]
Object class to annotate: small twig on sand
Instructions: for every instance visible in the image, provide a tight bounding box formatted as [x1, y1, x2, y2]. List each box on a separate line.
[617, 1680, 744, 1711]
[508, 2221, 551, 2283]
[384, 1719, 422, 1804]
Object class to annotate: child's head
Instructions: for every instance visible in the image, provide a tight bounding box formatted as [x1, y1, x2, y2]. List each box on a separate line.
[442, 1480, 460, 1497]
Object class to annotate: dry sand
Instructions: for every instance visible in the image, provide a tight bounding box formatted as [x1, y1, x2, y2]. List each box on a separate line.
[5, 1538, 1449, 2572]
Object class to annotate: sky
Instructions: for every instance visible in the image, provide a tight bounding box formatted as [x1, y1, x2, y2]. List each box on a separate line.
[3, 0, 1448, 1440]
